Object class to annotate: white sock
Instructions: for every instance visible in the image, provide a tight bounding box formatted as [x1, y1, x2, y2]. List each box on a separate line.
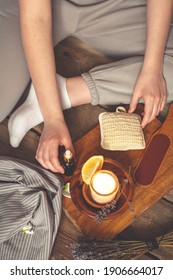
[57, 74, 71, 110]
[8, 74, 71, 148]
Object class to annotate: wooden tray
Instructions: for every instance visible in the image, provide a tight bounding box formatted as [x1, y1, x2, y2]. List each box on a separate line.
[63, 104, 173, 239]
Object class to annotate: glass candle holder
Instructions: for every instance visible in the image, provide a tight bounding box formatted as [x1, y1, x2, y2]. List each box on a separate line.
[90, 170, 119, 204]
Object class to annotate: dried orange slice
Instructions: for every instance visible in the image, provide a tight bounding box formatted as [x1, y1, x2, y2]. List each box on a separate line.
[81, 155, 104, 185]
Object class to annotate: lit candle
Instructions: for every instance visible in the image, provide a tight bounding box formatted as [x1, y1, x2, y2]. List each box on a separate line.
[90, 170, 119, 204]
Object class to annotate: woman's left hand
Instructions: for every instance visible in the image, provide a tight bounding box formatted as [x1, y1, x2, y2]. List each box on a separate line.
[128, 69, 167, 128]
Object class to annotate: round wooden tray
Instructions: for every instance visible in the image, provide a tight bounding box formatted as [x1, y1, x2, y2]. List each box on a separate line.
[70, 158, 135, 219]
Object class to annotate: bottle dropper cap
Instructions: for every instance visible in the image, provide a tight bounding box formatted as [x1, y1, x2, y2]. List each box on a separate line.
[64, 150, 72, 160]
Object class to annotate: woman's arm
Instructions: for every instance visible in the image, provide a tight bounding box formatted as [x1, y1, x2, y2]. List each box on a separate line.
[18, 0, 73, 173]
[129, 0, 173, 127]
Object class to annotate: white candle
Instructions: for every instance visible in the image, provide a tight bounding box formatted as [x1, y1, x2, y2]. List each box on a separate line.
[90, 170, 119, 204]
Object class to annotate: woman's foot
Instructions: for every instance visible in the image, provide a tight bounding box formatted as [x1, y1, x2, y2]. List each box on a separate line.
[8, 83, 43, 147]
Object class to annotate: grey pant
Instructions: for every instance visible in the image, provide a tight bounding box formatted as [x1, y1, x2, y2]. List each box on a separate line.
[0, 0, 173, 121]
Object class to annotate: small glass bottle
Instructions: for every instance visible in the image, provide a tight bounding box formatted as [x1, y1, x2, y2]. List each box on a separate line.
[62, 150, 76, 176]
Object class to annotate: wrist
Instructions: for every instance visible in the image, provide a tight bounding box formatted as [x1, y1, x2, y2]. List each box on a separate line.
[142, 51, 164, 75]
[44, 114, 65, 126]
[141, 59, 163, 75]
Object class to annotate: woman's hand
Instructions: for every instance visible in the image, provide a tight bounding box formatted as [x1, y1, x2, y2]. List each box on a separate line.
[128, 69, 167, 128]
[128, 0, 172, 128]
[35, 119, 74, 173]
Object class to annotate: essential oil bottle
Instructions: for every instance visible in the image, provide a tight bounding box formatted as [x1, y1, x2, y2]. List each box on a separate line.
[62, 150, 76, 176]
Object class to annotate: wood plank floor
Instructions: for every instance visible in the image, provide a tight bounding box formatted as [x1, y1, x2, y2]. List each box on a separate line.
[0, 37, 173, 260]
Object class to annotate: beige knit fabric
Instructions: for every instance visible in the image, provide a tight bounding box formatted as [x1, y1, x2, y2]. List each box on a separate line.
[99, 107, 146, 151]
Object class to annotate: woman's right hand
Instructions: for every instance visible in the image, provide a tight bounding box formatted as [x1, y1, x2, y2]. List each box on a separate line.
[128, 69, 167, 128]
[35, 119, 74, 173]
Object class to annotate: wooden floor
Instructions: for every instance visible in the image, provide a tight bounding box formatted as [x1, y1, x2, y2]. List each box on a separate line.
[0, 37, 173, 260]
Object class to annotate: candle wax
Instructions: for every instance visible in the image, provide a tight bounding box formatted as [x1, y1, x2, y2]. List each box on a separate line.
[92, 173, 116, 194]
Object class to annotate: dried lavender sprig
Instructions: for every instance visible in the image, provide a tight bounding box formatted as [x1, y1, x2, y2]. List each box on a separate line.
[94, 199, 117, 222]
[71, 237, 157, 260]
[72, 229, 173, 260]
[71, 240, 148, 260]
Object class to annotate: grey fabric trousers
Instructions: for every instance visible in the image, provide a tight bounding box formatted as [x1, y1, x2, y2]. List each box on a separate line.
[0, 156, 63, 260]
[0, 0, 173, 122]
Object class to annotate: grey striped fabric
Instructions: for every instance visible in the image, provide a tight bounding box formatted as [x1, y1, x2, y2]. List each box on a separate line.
[0, 156, 63, 260]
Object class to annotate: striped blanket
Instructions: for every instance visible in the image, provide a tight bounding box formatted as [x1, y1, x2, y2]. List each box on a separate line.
[0, 157, 63, 260]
